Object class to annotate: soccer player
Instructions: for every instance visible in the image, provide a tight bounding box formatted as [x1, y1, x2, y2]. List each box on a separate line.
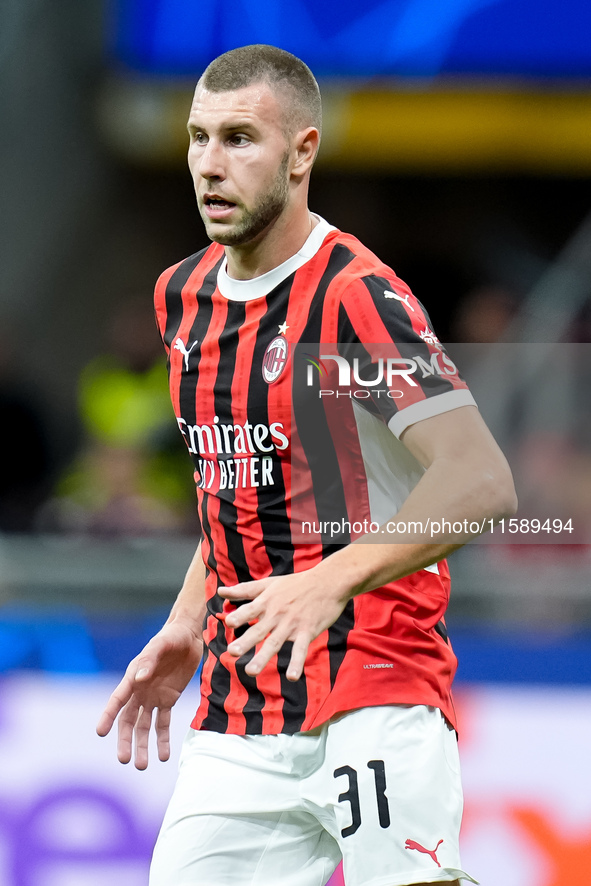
[97, 44, 517, 886]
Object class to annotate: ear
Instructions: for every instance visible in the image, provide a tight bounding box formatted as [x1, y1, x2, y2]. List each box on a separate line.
[291, 127, 320, 177]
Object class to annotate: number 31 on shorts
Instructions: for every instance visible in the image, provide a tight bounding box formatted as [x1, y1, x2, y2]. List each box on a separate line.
[334, 760, 390, 837]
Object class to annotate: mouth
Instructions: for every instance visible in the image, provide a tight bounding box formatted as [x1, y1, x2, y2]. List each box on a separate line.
[203, 195, 237, 220]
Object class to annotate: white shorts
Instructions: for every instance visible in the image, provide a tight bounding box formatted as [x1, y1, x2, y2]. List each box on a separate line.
[150, 705, 477, 886]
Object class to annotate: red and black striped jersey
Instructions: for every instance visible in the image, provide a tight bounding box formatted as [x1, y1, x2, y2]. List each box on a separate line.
[154, 217, 476, 735]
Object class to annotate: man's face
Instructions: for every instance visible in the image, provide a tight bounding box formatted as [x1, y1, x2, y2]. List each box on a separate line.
[187, 81, 292, 247]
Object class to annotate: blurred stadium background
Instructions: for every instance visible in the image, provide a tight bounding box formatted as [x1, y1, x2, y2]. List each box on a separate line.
[1, 1, 591, 884]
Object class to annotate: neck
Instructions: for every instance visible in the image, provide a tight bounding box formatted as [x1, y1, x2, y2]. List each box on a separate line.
[224, 206, 317, 280]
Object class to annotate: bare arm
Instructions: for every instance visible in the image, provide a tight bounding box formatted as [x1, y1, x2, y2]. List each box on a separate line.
[328, 404, 518, 590]
[96, 543, 206, 769]
[166, 543, 208, 629]
[221, 406, 517, 679]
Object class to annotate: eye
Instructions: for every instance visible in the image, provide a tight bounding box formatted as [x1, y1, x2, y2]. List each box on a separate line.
[229, 134, 250, 147]
[189, 129, 208, 145]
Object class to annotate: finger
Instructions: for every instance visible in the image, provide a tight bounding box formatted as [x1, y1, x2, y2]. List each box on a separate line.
[133, 705, 153, 771]
[132, 644, 167, 680]
[243, 628, 292, 676]
[96, 676, 134, 737]
[130, 631, 176, 681]
[219, 580, 268, 599]
[116, 697, 140, 764]
[285, 633, 311, 682]
[227, 618, 274, 658]
[224, 599, 262, 629]
[156, 707, 172, 762]
[96, 644, 158, 739]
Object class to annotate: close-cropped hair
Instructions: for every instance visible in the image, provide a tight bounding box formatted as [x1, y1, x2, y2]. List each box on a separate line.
[200, 44, 322, 138]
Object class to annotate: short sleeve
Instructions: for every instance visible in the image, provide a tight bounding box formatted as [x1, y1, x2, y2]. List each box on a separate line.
[153, 266, 176, 356]
[337, 274, 476, 437]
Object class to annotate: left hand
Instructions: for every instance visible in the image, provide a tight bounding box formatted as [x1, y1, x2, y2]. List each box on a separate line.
[96, 621, 203, 769]
[219, 571, 349, 681]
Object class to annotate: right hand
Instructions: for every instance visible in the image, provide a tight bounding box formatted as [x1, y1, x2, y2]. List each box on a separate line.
[96, 621, 202, 770]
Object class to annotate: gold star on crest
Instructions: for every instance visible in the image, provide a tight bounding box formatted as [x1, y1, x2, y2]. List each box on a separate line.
[278, 321, 289, 335]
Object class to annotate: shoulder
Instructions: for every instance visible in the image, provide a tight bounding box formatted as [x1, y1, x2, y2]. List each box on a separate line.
[154, 242, 224, 301]
[320, 229, 414, 304]
[153, 242, 224, 345]
[318, 232, 441, 345]
[319, 228, 390, 274]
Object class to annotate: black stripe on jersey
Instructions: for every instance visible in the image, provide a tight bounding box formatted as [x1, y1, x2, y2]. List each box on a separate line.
[277, 641, 308, 734]
[235, 649, 265, 734]
[200, 608, 230, 733]
[162, 247, 209, 351]
[211, 300, 252, 585]
[249, 278, 294, 577]
[212, 613, 264, 735]
[327, 599, 356, 689]
[360, 275, 456, 398]
[434, 619, 450, 644]
[200, 494, 218, 580]
[294, 244, 357, 547]
[337, 301, 387, 424]
[199, 497, 231, 734]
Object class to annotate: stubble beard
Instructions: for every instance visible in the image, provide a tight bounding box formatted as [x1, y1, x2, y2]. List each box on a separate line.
[202, 151, 290, 247]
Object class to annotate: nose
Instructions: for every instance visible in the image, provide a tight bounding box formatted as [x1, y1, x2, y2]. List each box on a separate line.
[193, 137, 225, 182]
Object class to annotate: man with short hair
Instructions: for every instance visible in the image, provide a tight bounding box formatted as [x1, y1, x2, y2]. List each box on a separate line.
[98, 44, 516, 886]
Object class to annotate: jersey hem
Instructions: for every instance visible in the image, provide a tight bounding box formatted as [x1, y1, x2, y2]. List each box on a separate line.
[191, 696, 458, 736]
[304, 693, 457, 735]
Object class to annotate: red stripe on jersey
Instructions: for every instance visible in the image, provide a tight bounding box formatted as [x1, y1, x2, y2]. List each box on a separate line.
[324, 392, 372, 539]
[302, 631, 333, 719]
[220, 649, 248, 734]
[154, 260, 183, 351]
[258, 658, 287, 734]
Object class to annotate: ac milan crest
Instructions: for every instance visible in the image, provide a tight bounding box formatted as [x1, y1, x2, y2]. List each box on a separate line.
[262, 335, 288, 383]
[419, 327, 441, 347]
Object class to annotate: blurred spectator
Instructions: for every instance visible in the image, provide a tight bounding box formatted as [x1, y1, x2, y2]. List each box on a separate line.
[451, 284, 519, 342]
[450, 284, 591, 571]
[40, 297, 198, 536]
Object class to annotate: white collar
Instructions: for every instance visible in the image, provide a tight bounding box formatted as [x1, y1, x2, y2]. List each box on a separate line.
[217, 214, 336, 302]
